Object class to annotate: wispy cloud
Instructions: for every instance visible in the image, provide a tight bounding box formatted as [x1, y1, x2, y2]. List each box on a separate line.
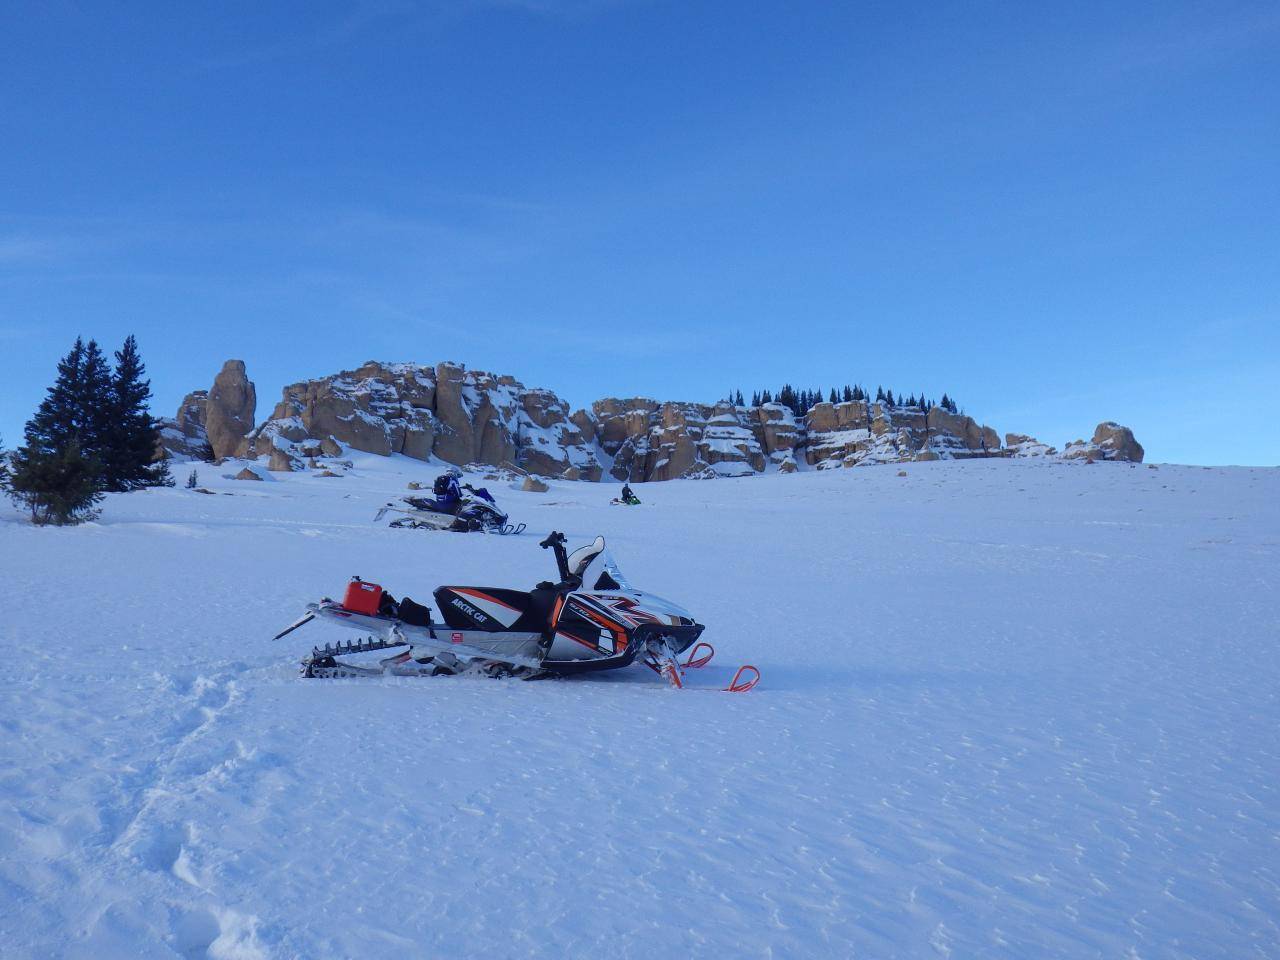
[1096, 5, 1280, 77]
[193, 0, 431, 73]
[0, 236, 58, 264]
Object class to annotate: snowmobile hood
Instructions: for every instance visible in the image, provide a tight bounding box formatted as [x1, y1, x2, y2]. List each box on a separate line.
[573, 588, 697, 628]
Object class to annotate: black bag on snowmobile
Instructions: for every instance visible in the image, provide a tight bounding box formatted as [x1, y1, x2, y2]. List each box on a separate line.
[433, 475, 452, 496]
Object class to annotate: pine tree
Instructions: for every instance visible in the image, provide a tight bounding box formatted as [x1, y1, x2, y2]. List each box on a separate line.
[186, 468, 199, 489]
[829, 388, 838, 404]
[25, 337, 87, 455]
[76, 339, 113, 462]
[875, 386, 885, 402]
[735, 389, 744, 406]
[884, 390, 895, 408]
[761, 389, 772, 404]
[751, 391, 760, 407]
[842, 385, 853, 403]
[103, 336, 171, 491]
[6, 438, 103, 525]
[779, 384, 797, 414]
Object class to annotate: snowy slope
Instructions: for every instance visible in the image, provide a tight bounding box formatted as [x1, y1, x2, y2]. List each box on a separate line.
[1, 458, 1278, 959]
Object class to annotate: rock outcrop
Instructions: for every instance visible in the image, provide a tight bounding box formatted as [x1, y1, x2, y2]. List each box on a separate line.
[592, 399, 765, 481]
[247, 362, 603, 479]
[1063, 422, 1145, 463]
[205, 360, 256, 461]
[155, 390, 210, 460]
[801, 401, 998, 469]
[163, 358, 1145, 478]
[1004, 433, 1058, 458]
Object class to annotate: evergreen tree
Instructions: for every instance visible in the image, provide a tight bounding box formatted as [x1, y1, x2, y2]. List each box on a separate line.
[883, 390, 895, 408]
[734, 389, 745, 406]
[875, 386, 885, 402]
[751, 390, 761, 407]
[779, 384, 797, 414]
[76, 339, 113, 462]
[24, 337, 87, 454]
[6, 438, 103, 525]
[186, 468, 199, 489]
[842, 385, 853, 403]
[761, 388, 773, 404]
[829, 388, 838, 404]
[103, 335, 171, 491]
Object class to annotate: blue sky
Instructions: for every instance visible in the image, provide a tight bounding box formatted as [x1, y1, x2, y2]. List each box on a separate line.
[1, 0, 1276, 464]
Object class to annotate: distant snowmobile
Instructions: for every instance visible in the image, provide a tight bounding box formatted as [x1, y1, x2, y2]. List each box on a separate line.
[376, 484, 525, 535]
[610, 483, 642, 506]
[271, 531, 759, 691]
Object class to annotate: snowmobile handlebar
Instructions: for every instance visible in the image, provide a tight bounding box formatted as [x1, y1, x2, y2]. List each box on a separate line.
[539, 531, 573, 584]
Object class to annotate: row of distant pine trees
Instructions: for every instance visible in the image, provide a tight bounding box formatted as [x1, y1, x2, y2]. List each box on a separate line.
[0, 336, 170, 525]
[723, 385, 961, 417]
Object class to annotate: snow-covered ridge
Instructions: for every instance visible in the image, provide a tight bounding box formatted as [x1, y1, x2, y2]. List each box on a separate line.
[156, 359, 1144, 478]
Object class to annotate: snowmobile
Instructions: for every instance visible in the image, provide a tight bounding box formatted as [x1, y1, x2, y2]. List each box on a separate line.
[375, 485, 525, 536]
[271, 531, 759, 691]
[610, 483, 642, 506]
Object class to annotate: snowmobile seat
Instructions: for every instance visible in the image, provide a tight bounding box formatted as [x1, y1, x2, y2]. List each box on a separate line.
[396, 596, 434, 627]
[433, 586, 561, 633]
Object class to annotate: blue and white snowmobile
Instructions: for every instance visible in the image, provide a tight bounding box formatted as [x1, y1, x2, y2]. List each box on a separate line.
[375, 473, 525, 535]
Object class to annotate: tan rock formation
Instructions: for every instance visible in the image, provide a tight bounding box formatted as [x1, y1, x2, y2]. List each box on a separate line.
[1063, 422, 1144, 462]
[205, 361, 256, 460]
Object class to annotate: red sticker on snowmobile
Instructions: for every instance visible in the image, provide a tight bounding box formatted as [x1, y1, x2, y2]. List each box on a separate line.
[451, 633, 463, 644]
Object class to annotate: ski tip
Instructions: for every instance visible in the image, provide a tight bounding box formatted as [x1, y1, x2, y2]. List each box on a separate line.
[725, 664, 760, 693]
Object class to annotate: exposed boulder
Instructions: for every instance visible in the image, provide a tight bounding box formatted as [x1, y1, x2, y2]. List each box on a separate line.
[1092, 422, 1145, 462]
[521, 477, 550, 493]
[1063, 422, 1144, 463]
[268, 448, 295, 472]
[205, 360, 256, 461]
[233, 467, 262, 481]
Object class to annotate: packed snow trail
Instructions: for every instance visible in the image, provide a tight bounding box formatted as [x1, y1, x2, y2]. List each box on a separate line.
[1, 458, 1277, 958]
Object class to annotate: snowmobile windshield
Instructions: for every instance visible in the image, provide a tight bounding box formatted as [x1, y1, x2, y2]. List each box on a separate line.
[594, 551, 633, 591]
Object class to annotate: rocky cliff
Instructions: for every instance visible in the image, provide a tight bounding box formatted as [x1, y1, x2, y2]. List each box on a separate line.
[156, 359, 1144, 475]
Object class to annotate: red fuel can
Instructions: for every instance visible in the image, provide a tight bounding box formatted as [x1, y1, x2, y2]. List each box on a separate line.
[342, 579, 383, 615]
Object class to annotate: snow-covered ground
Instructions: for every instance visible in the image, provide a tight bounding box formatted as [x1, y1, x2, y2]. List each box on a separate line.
[1, 457, 1278, 959]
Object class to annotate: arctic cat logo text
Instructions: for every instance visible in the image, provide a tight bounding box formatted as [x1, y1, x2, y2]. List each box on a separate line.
[450, 597, 487, 622]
